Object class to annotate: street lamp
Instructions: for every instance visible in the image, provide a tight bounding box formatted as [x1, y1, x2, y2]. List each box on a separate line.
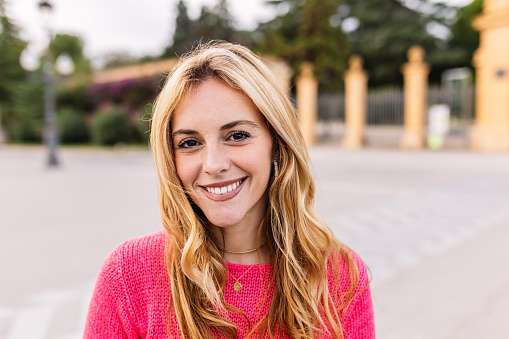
[38, 0, 58, 167]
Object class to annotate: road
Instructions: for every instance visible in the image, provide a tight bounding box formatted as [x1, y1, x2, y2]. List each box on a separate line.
[1, 145, 508, 338]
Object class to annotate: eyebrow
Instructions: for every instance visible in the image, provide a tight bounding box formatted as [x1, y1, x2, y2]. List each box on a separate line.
[220, 120, 260, 131]
[171, 129, 198, 138]
[172, 120, 260, 138]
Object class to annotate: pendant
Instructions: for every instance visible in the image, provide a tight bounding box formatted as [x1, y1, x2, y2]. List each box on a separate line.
[233, 281, 242, 291]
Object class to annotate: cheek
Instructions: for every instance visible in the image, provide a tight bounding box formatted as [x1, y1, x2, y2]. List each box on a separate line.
[174, 154, 197, 189]
[242, 152, 272, 182]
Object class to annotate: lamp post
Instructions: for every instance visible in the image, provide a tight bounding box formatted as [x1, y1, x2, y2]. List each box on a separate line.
[39, 0, 58, 166]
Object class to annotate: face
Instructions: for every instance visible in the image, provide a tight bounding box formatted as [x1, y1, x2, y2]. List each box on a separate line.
[171, 78, 274, 230]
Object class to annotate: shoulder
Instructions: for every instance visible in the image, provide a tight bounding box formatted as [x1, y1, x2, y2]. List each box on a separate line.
[95, 230, 168, 287]
[106, 230, 168, 288]
[109, 230, 167, 265]
[327, 247, 370, 293]
[93, 230, 169, 304]
[351, 251, 370, 293]
[85, 231, 170, 337]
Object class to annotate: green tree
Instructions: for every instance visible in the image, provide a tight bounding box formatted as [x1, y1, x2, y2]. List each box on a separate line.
[445, 0, 482, 69]
[163, 0, 253, 58]
[0, 0, 45, 142]
[163, 0, 193, 57]
[0, 0, 28, 129]
[257, 0, 351, 92]
[196, 0, 235, 41]
[341, 0, 454, 86]
[298, 0, 351, 90]
[49, 33, 92, 74]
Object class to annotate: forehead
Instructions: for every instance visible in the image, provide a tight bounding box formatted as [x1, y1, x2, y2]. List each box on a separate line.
[171, 78, 266, 130]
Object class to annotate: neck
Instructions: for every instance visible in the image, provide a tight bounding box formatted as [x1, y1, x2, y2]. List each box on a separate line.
[224, 249, 269, 265]
[209, 218, 270, 265]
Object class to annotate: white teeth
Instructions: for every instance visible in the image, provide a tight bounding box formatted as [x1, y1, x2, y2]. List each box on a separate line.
[205, 180, 242, 195]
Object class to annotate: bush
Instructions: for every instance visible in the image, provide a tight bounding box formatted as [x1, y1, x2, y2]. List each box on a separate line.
[91, 107, 134, 145]
[9, 118, 42, 143]
[58, 108, 89, 144]
[133, 103, 152, 144]
[6, 81, 44, 143]
[57, 85, 93, 113]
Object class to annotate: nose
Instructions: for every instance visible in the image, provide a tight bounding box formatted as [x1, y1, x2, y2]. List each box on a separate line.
[202, 142, 230, 175]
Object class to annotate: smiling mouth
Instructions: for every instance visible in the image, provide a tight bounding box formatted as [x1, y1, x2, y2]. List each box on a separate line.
[203, 178, 246, 195]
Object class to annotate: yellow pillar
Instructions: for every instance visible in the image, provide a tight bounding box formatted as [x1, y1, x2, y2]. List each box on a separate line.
[400, 46, 430, 150]
[342, 55, 368, 149]
[297, 62, 318, 146]
[472, 0, 509, 151]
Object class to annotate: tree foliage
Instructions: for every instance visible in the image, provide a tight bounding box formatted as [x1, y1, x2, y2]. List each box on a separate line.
[57, 107, 89, 144]
[91, 107, 135, 145]
[444, 0, 482, 70]
[49, 33, 92, 74]
[163, 0, 253, 58]
[0, 0, 44, 142]
[339, 0, 456, 85]
[256, 0, 351, 92]
[0, 0, 27, 117]
[165, 0, 193, 57]
[162, 0, 478, 90]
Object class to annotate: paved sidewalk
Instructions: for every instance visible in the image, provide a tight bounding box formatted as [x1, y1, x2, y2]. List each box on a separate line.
[374, 218, 509, 339]
[1, 146, 508, 338]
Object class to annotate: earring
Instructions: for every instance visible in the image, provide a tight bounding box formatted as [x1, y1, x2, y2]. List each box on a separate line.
[273, 159, 279, 177]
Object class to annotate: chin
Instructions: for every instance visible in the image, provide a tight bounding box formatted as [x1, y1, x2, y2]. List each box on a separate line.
[206, 213, 243, 228]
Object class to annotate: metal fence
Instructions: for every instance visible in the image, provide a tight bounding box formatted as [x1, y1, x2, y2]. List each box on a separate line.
[365, 87, 404, 147]
[315, 88, 405, 147]
[316, 81, 474, 149]
[316, 93, 345, 142]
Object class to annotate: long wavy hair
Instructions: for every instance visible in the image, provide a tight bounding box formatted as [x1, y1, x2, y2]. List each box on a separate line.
[150, 41, 360, 338]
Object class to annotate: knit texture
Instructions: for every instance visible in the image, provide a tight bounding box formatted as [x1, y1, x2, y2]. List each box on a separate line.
[84, 231, 375, 338]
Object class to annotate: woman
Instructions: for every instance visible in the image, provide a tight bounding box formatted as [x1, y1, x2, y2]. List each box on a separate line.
[85, 42, 374, 339]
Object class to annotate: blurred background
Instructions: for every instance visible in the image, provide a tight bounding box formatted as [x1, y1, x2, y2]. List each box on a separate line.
[1, 0, 480, 148]
[2, 0, 509, 338]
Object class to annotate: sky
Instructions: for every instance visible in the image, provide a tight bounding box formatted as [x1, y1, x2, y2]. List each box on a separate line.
[6, 0, 474, 70]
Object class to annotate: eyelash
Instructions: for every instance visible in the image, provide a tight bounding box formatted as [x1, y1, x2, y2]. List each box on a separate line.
[177, 138, 200, 149]
[227, 130, 251, 141]
[176, 131, 251, 149]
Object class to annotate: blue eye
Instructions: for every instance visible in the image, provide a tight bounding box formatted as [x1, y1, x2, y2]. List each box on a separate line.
[178, 138, 200, 148]
[228, 131, 250, 141]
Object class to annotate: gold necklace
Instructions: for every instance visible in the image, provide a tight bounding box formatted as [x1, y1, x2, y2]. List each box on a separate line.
[220, 243, 266, 254]
[230, 265, 255, 291]
[221, 247, 257, 254]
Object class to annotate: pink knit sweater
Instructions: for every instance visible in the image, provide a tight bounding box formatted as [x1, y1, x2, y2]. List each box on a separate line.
[84, 231, 375, 338]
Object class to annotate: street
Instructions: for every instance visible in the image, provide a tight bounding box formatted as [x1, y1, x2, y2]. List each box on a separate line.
[1, 146, 508, 339]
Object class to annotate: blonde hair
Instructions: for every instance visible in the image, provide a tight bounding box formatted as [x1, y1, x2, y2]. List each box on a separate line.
[150, 41, 360, 339]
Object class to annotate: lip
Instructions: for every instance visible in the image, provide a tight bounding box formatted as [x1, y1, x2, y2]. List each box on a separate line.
[201, 177, 247, 188]
[199, 177, 247, 202]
